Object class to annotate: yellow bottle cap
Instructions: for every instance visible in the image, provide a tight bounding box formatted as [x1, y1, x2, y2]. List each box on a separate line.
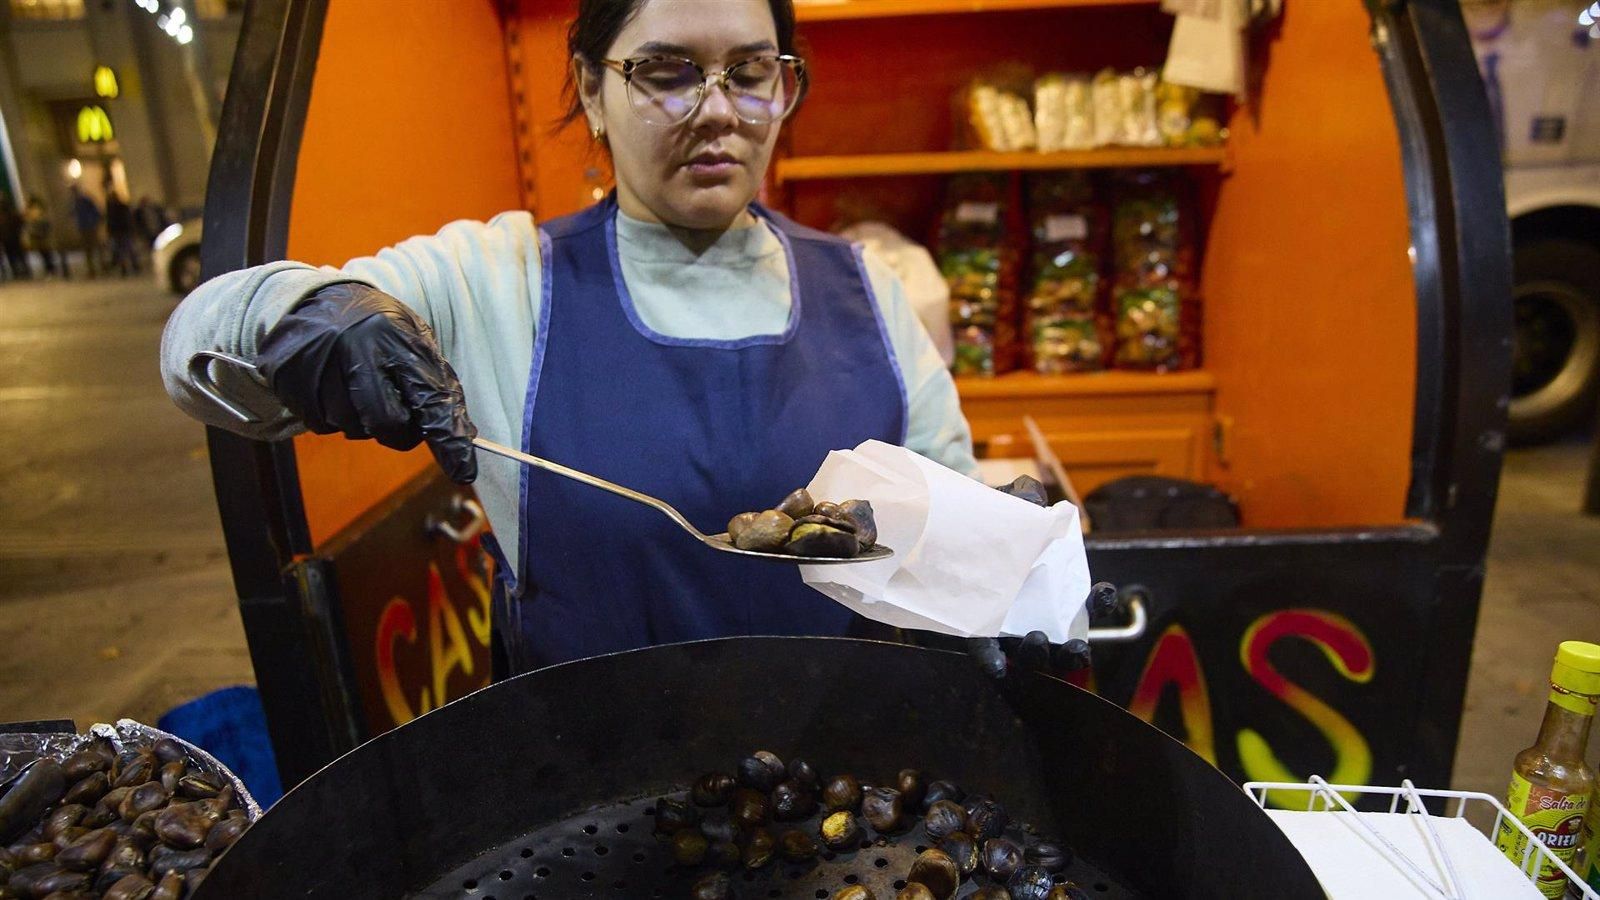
[1551, 640, 1600, 697]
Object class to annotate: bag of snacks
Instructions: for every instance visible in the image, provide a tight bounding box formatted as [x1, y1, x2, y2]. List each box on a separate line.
[1033, 73, 1095, 152]
[1108, 170, 1197, 370]
[961, 72, 1037, 152]
[936, 174, 1020, 377]
[1024, 174, 1107, 373]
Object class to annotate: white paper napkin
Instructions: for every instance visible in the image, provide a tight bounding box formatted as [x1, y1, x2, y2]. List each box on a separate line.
[800, 441, 1092, 643]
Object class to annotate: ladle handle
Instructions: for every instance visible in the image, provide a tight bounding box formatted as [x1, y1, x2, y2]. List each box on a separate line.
[470, 437, 707, 540]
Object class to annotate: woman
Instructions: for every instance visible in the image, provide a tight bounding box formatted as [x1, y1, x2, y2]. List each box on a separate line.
[162, 0, 1064, 677]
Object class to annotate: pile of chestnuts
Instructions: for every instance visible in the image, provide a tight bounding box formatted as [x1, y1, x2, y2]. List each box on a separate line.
[726, 490, 877, 558]
[657, 749, 1092, 900]
[0, 735, 250, 899]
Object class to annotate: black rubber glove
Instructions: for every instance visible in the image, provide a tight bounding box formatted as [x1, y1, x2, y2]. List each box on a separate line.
[968, 475, 1116, 679]
[257, 282, 478, 483]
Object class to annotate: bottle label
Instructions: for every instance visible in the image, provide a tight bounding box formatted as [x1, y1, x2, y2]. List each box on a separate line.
[1496, 771, 1589, 898]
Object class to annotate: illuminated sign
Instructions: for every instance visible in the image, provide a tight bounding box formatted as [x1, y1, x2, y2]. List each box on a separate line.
[93, 65, 118, 99]
[75, 105, 114, 143]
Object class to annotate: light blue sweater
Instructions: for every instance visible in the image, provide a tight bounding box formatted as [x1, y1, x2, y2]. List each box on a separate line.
[160, 207, 978, 575]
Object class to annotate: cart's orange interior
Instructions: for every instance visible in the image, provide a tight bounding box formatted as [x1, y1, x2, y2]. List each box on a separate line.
[284, 0, 1415, 546]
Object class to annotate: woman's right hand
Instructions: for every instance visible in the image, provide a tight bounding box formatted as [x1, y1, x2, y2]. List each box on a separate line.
[257, 282, 478, 483]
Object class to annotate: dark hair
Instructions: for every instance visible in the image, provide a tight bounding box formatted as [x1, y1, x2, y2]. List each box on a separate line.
[560, 0, 798, 129]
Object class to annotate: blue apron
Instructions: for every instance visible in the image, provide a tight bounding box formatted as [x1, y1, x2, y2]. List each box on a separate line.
[486, 196, 908, 675]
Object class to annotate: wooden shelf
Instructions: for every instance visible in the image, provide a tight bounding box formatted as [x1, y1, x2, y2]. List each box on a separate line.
[795, 0, 1156, 22]
[775, 147, 1227, 182]
[955, 370, 1215, 400]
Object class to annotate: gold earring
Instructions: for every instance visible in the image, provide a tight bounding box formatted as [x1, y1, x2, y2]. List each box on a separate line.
[590, 123, 605, 142]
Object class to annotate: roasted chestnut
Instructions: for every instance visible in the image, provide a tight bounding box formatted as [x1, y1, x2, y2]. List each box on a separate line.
[833, 886, 876, 900]
[861, 787, 905, 834]
[61, 749, 111, 783]
[103, 872, 157, 900]
[150, 871, 185, 900]
[964, 798, 1009, 842]
[771, 780, 817, 821]
[778, 829, 819, 862]
[1007, 866, 1057, 900]
[786, 523, 859, 558]
[63, 771, 110, 807]
[692, 772, 738, 807]
[819, 811, 862, 851]
[897, 884, 937, 900]
[151, 738, 187, 766]
[737, 755, 781, 793]
[922, 779, 964, 810]
[154, 800, 221, 849]
[906, 847, 960, 900]
[814, 501, 842, 518]
[730, 788, 770, 829]
[148, 846, 209, 877]
[42, 804, 88, 841]
[982, 837, 1025, 880]
[671, 829, 709, 866]
[49, 824, 87, 851]
[969, 888, 1013, 900]
[732, 510, 794, 552]
[118, 781, 170, 821]
[839, 499, 878, 549]
[742, 827, 776, 869]
[923, 800, 966, 842]
[13, 864, 91, 895]
[727, 511, 759, 545]
[777, 488, 815, 519]
[652, 797, 699, 836]
[822, 774, 863, 812]
[787, 758, 820, 789]
[174, 774, 221, 801]
[896, 769, 927, 810]
[938, 831, 980, 876]
[56, 826, 115, 871]
[1048, 886, 1091, 900]
[14, 841, 57, 865]
[112, 752, 155, 790]
[1025, 841, 1070, 873]
[690, 870, 733, 900]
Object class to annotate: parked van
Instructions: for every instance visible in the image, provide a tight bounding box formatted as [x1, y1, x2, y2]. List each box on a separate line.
[1469, 0, 1600, 443]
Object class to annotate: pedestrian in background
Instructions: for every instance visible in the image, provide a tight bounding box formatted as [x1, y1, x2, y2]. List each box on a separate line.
[71, 184, 104, 278]
[106, 190, 139, 276]
[0, 193, 29, 281]
[24, 196, 67, 279]
[134, 195, 166, 251]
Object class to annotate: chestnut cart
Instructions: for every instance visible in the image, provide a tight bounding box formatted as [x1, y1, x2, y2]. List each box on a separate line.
[197, 0, 1509, 810]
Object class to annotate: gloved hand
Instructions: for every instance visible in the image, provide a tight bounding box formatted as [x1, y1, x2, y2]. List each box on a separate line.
[966, 582, 1119, 679]
[256, 282, 478, 483]
[968, 475, 1115, 679]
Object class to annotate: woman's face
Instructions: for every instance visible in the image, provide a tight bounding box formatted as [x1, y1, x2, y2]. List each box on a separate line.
[580, 0, 786, 230]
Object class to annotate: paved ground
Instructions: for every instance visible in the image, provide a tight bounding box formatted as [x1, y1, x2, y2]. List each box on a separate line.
[0, 271, 1595, 801]
[0, 273, 251, 729]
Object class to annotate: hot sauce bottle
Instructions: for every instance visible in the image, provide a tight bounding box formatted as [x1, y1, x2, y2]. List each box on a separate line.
[1494, 641, 1600, 898]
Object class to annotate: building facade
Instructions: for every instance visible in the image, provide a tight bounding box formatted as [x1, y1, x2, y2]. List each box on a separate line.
[0, 0, 241, 242]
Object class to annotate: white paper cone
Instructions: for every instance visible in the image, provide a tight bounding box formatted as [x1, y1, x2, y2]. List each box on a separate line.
[801, 441, 1093, 643]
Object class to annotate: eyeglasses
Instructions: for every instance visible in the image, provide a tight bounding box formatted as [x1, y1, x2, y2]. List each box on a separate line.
[599, 54, 806, 127]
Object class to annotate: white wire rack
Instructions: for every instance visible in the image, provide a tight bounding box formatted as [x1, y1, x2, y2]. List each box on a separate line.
[1244, 777, 1597, 900]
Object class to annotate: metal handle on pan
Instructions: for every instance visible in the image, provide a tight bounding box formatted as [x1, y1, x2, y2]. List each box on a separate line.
[186, 350, 267, 425]
[1087, 591, 1149, 643]
[428, 496, 487, 543]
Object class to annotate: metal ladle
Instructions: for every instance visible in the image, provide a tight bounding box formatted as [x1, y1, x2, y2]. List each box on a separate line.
[186, 351, 892, 565]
